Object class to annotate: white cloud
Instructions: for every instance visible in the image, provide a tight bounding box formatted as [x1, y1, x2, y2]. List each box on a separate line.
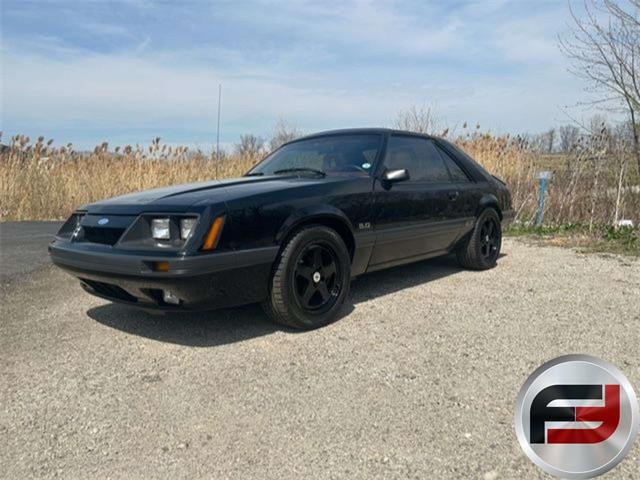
[289, 0, 466, 56]
[0, 0, 595, 148]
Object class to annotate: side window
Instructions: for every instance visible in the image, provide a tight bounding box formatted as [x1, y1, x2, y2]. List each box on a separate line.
[384, 136, 450, 182]
[437, 147, 471, 183]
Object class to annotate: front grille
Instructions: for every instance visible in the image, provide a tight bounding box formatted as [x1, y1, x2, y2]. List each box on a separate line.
[80, 279, 138, 303]
[83, 227, 125, 246]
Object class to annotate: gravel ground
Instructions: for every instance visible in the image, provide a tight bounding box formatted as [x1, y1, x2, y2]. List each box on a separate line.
[1, 239, 639, 479]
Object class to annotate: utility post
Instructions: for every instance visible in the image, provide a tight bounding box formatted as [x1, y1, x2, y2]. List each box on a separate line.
[535, 171, 552, 226]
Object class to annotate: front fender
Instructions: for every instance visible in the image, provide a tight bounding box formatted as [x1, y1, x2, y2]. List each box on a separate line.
[275, 205, 355, 244]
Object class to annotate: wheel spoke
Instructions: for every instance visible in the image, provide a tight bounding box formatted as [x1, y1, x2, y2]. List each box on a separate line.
[296, 264, 314, 279]
[312, 247, 322, 269]
[322, 262, 336, 279]
[301, 284, 316, 305]
[316, 282, 330, 301]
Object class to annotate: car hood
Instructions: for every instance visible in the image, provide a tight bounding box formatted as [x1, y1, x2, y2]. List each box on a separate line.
[83, 175, 333, 215]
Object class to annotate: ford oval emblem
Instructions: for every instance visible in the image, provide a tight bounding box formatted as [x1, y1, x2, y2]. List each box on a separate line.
[97, 218, 109, 225]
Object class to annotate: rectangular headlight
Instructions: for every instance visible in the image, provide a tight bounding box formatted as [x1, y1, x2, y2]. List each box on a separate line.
[151, 218, 170, 240]
[180, 218, 197, 240]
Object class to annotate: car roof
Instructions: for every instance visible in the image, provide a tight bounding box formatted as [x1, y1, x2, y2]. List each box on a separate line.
[287, 128, 438, 144]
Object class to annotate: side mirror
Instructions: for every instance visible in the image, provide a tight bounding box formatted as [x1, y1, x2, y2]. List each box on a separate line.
[382, 168, 410, 184]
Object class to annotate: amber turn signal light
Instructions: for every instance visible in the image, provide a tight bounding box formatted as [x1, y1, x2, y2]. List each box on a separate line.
[153, 261, 170, 272]
[202, 215, 225, 251]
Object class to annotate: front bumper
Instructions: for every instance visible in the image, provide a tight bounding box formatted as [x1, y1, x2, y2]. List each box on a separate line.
[49, 240, 278, 310]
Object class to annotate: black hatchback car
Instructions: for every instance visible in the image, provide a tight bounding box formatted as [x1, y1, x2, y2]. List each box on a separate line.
[50, 128, 513, 329]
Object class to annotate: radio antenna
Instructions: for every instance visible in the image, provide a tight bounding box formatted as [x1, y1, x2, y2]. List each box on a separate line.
[216, 83, 222, 162]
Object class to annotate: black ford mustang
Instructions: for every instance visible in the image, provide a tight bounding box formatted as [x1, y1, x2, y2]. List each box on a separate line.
[50, 128, 513, 329]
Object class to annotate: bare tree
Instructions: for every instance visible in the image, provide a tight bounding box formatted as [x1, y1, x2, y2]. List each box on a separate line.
[234, 134, 264, 157]
[559, 125, 581, 151]
[588, 113, 610, 133]
[545, 128, 557, 153]
[532, 128, 557, 153]
[269, 118, 303, 152]
[559, 0, 640, 172]
[393, 105, 442, 135]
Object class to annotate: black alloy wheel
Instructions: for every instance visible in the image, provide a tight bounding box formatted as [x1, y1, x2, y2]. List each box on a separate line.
[263, 225, 351, 329]
[456, 208, 502, 270]
[293, 243, 342, 313]
[479, 216, 500, 263]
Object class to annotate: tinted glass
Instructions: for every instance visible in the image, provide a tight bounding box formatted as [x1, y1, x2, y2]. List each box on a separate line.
[249, 135, 380, 177]
[438, 147, 471, 182]
[440, 139, 491, 181]
[384, 136, 450, 182]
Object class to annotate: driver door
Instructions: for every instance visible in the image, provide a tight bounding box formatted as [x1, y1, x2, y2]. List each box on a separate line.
[369, 135, 463, 268]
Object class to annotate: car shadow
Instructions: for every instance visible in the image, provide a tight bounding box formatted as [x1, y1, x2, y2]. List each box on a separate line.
[87, 253, 506, 347]
[350, 253, 491, 304]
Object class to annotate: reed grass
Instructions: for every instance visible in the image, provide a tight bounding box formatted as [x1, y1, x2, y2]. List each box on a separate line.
[1, 130, 638, 227]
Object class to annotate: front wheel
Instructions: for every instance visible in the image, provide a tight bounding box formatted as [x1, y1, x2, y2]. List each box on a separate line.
[456, 208, 502, 270]
[263, 225, 351, 329]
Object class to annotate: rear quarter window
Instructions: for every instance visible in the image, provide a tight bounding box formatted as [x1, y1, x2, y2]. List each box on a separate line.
[436, 147, 471, 183]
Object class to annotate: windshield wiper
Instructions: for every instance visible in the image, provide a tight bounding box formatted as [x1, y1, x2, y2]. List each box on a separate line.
[244, 172, 264, 176]
[272, 167, 326, 177]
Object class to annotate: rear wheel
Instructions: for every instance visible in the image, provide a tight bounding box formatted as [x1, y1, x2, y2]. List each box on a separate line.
[263, 225, 351, 329]
[456, 208, 502, 270]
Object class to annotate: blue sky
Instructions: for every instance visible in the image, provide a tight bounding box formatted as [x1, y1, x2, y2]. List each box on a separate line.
[1, 0, 594, 150]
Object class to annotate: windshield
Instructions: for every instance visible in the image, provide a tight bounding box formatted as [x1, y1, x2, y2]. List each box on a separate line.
[248, 134, 381, 177]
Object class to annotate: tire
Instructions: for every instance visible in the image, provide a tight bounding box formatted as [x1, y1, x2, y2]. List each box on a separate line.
[456, 208, 502, 270]
[263, 225, 351, 329]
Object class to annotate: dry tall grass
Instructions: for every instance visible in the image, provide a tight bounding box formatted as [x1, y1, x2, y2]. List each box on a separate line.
[1, 129, 639, 226]
[456, 127, 640, 228]
[0, 135, 258, 220]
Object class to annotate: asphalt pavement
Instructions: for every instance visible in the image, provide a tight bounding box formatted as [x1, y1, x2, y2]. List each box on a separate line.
[0, 221, 63, 282]
[1, 224, 640, 479]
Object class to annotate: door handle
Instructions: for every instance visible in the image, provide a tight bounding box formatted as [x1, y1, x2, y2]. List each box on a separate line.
[448, 191, 459, 201]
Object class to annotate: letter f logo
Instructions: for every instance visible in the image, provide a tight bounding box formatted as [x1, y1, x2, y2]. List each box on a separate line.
[530, 384, 620, 444]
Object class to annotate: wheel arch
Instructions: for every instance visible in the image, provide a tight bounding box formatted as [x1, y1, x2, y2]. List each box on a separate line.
[477, 194, 502, 220]
[275, 206, 356, 259]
